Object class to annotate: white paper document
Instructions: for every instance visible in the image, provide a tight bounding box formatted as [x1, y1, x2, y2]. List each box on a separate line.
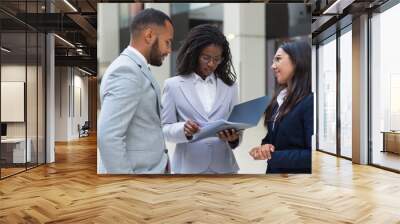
[190, 96, 270, 142]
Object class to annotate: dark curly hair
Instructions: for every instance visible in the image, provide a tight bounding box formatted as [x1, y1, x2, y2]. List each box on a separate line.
[176, 24, 237, 86]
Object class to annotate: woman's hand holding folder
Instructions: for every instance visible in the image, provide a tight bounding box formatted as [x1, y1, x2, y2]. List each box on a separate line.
[217, 129, 239, 142]
[184, 120, 200, 139]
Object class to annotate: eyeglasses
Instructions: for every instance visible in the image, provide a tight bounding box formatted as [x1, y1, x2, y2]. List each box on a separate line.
[199, 54, 223, 65]
[272, 56, 282, 64]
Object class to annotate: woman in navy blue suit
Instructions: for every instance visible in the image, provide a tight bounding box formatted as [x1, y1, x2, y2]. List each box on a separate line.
[249, 40, 313, 173]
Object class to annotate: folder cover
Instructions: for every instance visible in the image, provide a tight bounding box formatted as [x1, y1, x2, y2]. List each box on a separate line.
[190, 95, 270, 142]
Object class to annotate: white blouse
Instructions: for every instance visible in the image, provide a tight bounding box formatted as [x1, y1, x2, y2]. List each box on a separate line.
[192, 72, 217, 114]
[273, 88, 288, 129]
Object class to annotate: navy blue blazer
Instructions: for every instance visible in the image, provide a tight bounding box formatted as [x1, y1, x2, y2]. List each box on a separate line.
[262, 94, 313, 174]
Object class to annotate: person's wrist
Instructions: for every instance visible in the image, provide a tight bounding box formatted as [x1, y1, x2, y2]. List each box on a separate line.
[228, 138, 239, 148]
[228, 138, 239, 144]
[185, 133, 193, 140]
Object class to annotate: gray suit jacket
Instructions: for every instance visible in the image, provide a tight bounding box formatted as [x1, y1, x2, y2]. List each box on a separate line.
[161, 75, 241, 174]
[98, 47, 168, 174]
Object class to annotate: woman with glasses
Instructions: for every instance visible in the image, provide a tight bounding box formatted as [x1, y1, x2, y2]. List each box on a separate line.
[161, 24, 241, 174]
[249, 40, 313, 173]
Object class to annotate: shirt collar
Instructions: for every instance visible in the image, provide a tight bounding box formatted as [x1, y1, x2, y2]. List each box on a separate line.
[192, 72, 216, 84]
[277, 88, 288, 106]
[127, 46, 148, 66]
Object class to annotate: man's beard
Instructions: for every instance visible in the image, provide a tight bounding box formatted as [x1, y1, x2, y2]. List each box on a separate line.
[149, 38, 163, 66]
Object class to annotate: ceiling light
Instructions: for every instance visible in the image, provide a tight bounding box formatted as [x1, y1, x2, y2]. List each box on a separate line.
[323, 0, 354, 15]
[78, 67, 92, 76]
[1, 47, 11, 53]
[54, 34, 75, 48]
[63, 0, 78, 12]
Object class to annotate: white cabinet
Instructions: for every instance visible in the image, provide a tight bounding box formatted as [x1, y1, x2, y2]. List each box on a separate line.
[1, 138, 32, 163]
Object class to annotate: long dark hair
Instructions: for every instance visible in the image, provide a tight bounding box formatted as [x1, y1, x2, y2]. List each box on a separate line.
[264, 40, 311, 126]
[176, 24, 236, 86]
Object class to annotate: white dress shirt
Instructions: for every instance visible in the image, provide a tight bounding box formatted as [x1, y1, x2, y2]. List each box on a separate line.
[273, 88, 287, 130]
[127, 46, 148, 65]
[192, 72, 217, 113]
[277, 88, 287, 107]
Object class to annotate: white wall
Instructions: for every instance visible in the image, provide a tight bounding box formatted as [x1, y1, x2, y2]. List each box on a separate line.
[55, 67, 89, 141]
[98, 3, 120, 81]
[55, 67, 68, 141]
[1, 65, 33, 138]
[77, 74, 89, 124]
[1, 65, 25, 125]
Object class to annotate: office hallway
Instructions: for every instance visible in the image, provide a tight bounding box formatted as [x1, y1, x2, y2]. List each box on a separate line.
[0, 136, 400, 223]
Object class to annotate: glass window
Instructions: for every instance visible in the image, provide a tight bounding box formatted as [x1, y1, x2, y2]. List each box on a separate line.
[371, 3, 400, 171]
[317, 36, 337, 154]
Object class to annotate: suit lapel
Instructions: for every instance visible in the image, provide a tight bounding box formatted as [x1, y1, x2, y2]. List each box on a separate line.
[208, 77, 229, 117]
[121, 48, 162, 116]
[140, 66, 162, 116]
[179, 76, 208, 120]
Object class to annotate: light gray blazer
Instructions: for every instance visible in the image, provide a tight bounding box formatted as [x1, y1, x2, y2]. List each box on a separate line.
[98, 47, 168, 174]
[161, 75, 241, 174]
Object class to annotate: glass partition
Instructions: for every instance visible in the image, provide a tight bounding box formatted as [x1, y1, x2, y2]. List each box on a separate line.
[1, 30, 28, 177]
[0, 1, 46, 179]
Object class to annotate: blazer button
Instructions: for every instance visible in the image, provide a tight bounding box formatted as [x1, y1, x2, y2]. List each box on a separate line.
[164, 149, 168, 153]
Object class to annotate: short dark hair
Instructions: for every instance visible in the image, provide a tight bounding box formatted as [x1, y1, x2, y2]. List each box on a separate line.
[130, 8, 172, 38]
[176, 24, 236, 86]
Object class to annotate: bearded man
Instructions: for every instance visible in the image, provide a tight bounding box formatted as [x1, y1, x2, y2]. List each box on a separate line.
[98, 8, 174, 174]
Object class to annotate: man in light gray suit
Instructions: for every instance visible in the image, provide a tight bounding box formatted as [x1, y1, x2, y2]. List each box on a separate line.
[98, 9, 174, 174]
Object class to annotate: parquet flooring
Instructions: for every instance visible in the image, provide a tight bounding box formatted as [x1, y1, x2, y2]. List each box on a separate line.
[1, 135, 400, 223]
[1, 167, 26, 178]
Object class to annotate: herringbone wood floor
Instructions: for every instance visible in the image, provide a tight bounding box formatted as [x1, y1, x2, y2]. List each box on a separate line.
[1, 135, 400, 223]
